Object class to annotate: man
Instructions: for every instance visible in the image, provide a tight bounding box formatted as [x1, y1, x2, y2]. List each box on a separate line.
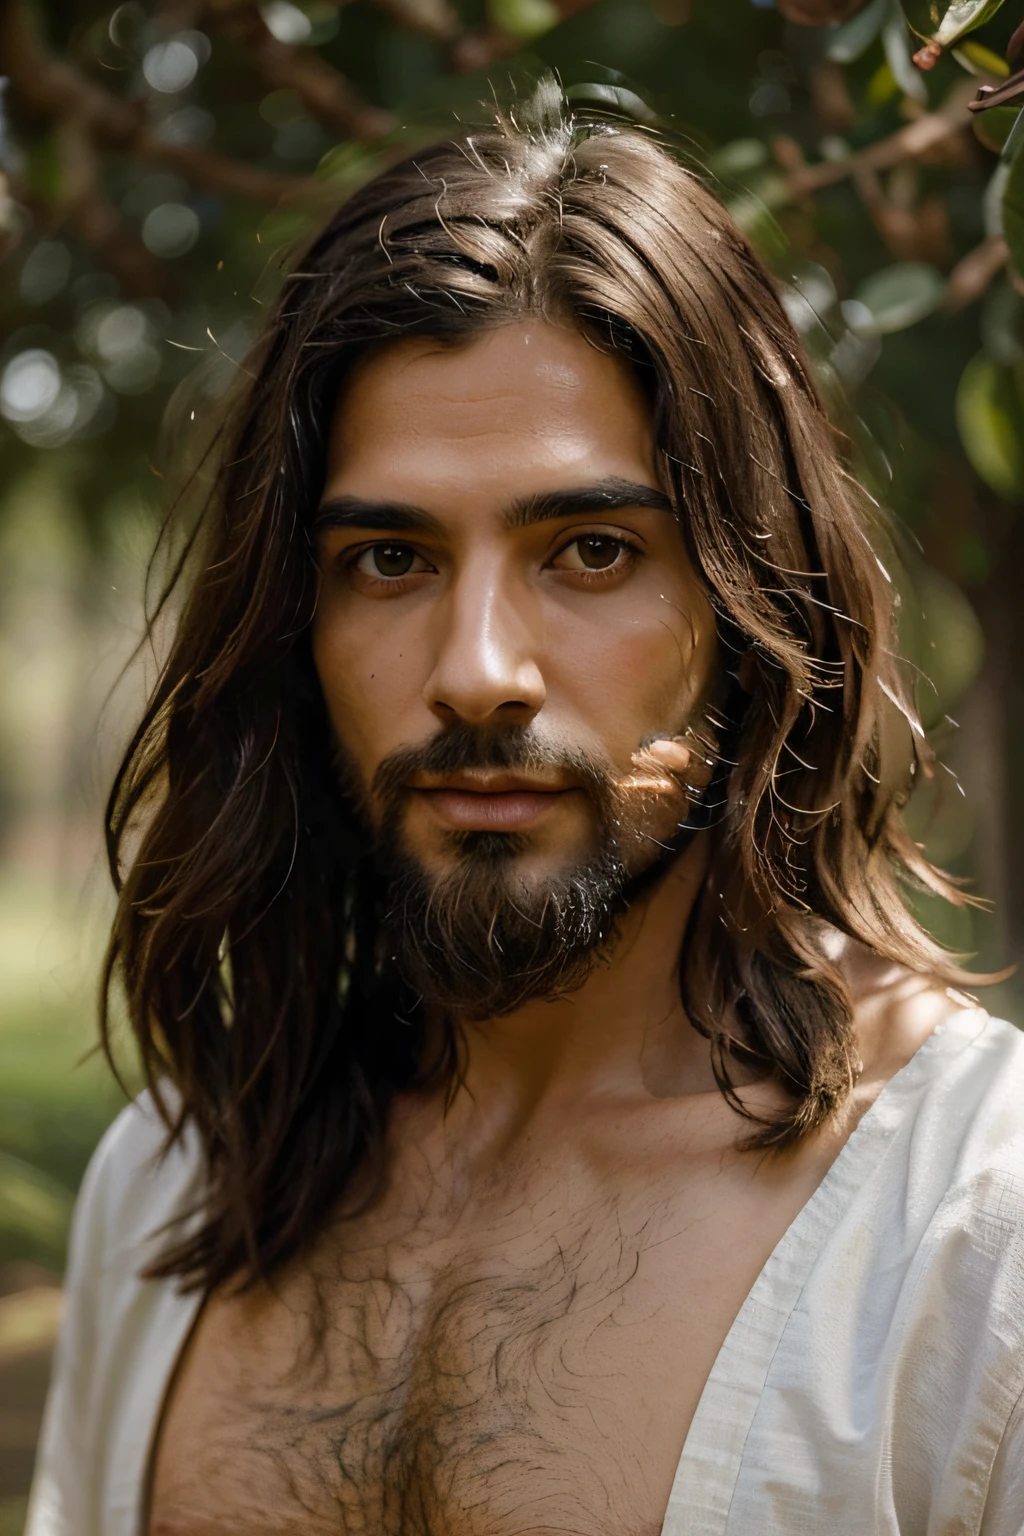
[27, 86, 1024, 1535]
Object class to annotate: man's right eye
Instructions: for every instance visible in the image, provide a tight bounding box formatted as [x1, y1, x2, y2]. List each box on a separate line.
[354, 543, 425, 579]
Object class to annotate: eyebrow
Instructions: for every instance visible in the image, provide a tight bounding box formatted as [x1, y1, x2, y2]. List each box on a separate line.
[314, 496, 444, 537]
[314, 477, 675, 538]
[505, 478, 675, 528]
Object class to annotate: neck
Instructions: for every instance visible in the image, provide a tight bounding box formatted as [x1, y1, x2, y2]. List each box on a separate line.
[455, 837, 720, 1118]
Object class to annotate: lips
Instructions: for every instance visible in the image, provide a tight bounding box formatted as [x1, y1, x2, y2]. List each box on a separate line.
[412, 779, 576, 831]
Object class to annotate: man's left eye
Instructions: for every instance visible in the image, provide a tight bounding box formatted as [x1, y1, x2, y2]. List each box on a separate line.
[555, 535, 631, 572]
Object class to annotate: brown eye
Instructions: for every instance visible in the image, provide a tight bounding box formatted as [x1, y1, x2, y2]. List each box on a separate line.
[573, 535, 625, 570]
[552, 534, 636, 577]
[373, 543, 414, 576]
[355, 543, 424, 579]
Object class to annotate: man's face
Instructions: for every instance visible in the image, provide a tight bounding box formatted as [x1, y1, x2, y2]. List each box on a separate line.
[312, 321, 718, 1012]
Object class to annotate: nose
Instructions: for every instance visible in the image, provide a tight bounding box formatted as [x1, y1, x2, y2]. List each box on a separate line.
[424, 558, 546, 727]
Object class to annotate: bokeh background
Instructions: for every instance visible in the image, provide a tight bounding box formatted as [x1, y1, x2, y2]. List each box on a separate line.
[1, 0, 1023, 1521]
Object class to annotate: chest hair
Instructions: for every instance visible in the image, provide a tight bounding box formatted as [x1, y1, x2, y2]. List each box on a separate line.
[161, 1195, 673, 1536]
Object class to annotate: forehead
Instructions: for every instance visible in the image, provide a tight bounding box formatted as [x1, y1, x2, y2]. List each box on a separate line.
[323, 322, 658, 499]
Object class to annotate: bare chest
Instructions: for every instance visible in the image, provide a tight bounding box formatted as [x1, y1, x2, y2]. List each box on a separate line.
[147, 1138, 836, 1536]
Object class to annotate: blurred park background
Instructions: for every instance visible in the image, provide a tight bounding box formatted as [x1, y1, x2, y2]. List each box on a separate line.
[2, 0, 1024, 1521]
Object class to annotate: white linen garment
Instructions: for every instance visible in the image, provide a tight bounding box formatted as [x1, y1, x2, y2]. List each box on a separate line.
[25, 1006, 1024, 1536]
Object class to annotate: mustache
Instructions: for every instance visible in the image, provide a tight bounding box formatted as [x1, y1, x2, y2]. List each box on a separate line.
[369, 722, 617, 813]
[369, 724, 628, 1018]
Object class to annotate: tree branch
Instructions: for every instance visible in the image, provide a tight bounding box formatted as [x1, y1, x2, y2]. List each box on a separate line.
[785, 79, 978, 197]
[943, 235, 1010, 313]
[0, 0, 143, 148]
[141, 132, 319, 202]
[775, 0, 868, 19]
[453, 0, 600, 73]
[373, 0, 461, 41]
[55, 116, 175, 296]
[0, 0, 326, 296]
[852, 163, 953, 265]
[199, 0, 395, 139]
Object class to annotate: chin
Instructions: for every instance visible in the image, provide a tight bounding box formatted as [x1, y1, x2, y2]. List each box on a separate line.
[410, 823, 598, 883]
[378, 833, 630, 1018]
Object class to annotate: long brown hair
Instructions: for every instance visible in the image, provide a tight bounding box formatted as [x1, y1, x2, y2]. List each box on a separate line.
[104, 82, 974, 1291]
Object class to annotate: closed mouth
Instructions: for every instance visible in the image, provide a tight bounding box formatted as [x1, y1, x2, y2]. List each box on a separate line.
[409, 771, 578, 796]
[410, 777, 578, 832]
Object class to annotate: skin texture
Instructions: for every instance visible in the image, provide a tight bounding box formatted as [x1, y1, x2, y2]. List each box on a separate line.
[147, 323, 959, 1536]
[312, 322, 719, 890]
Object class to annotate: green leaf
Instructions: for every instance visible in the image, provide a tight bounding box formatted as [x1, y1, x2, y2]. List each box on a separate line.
[867, 60, 900, 104]
[900, 0, 1009, 49]
[707, 139, 769, 179]
[1001, 109, 1024, 163]
[951, 39, 1010, 75]
[488, 0, 560, 42]
[981, 281, 1024, 363]
[915, 565, 985, 721]
[564, 83, 656, 122]
[956, 352, 1024, 498]
[985, 159, 1011, 236]
[883, 7, 927, 101]
[24, 133, 63, 202]
[826, 0, 891, 63]
[316, 141, 376, 184]
[971, 103, 1021, 153]
[852, 262, 946, 333]
[726, 195, 789, 261]
[1004, 137, 1024, 267]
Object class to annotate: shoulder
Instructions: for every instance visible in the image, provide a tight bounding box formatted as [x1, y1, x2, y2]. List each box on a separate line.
[895, 1010, 1024, 1316]
[831, 1007, 1024, 1309]
[904, 1014, 1024, 1453]
[946, 1008, 1024, 1196]
[24, 1090, 205, 1536]
[891, 1007, 1024, 1183]
[927, 1008, 1024, 1148]
[72, 1085, 205, 1276]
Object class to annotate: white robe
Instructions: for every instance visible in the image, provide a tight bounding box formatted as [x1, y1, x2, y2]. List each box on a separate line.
[25, 1007, 1024, 1535]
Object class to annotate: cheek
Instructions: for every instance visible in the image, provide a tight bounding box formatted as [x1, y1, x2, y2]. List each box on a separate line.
[546, 581, 716, 745]
[311, 601, 427, 772]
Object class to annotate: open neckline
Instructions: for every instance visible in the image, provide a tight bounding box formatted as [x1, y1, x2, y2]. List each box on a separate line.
[659, 1004, 989, 1535]
[136, 1007, 987, 1536]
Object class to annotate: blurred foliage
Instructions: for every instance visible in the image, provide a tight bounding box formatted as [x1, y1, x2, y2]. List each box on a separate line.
[0, 1502, 28, 1536]
[2, 0, 1024, 541]
[0, 875, 131, 1271]
[2, 0, 1024, 1274]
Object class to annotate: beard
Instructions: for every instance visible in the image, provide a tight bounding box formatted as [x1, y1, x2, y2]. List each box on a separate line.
[381, 840, 628, 1020]
[354, 722, 698, 1020]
